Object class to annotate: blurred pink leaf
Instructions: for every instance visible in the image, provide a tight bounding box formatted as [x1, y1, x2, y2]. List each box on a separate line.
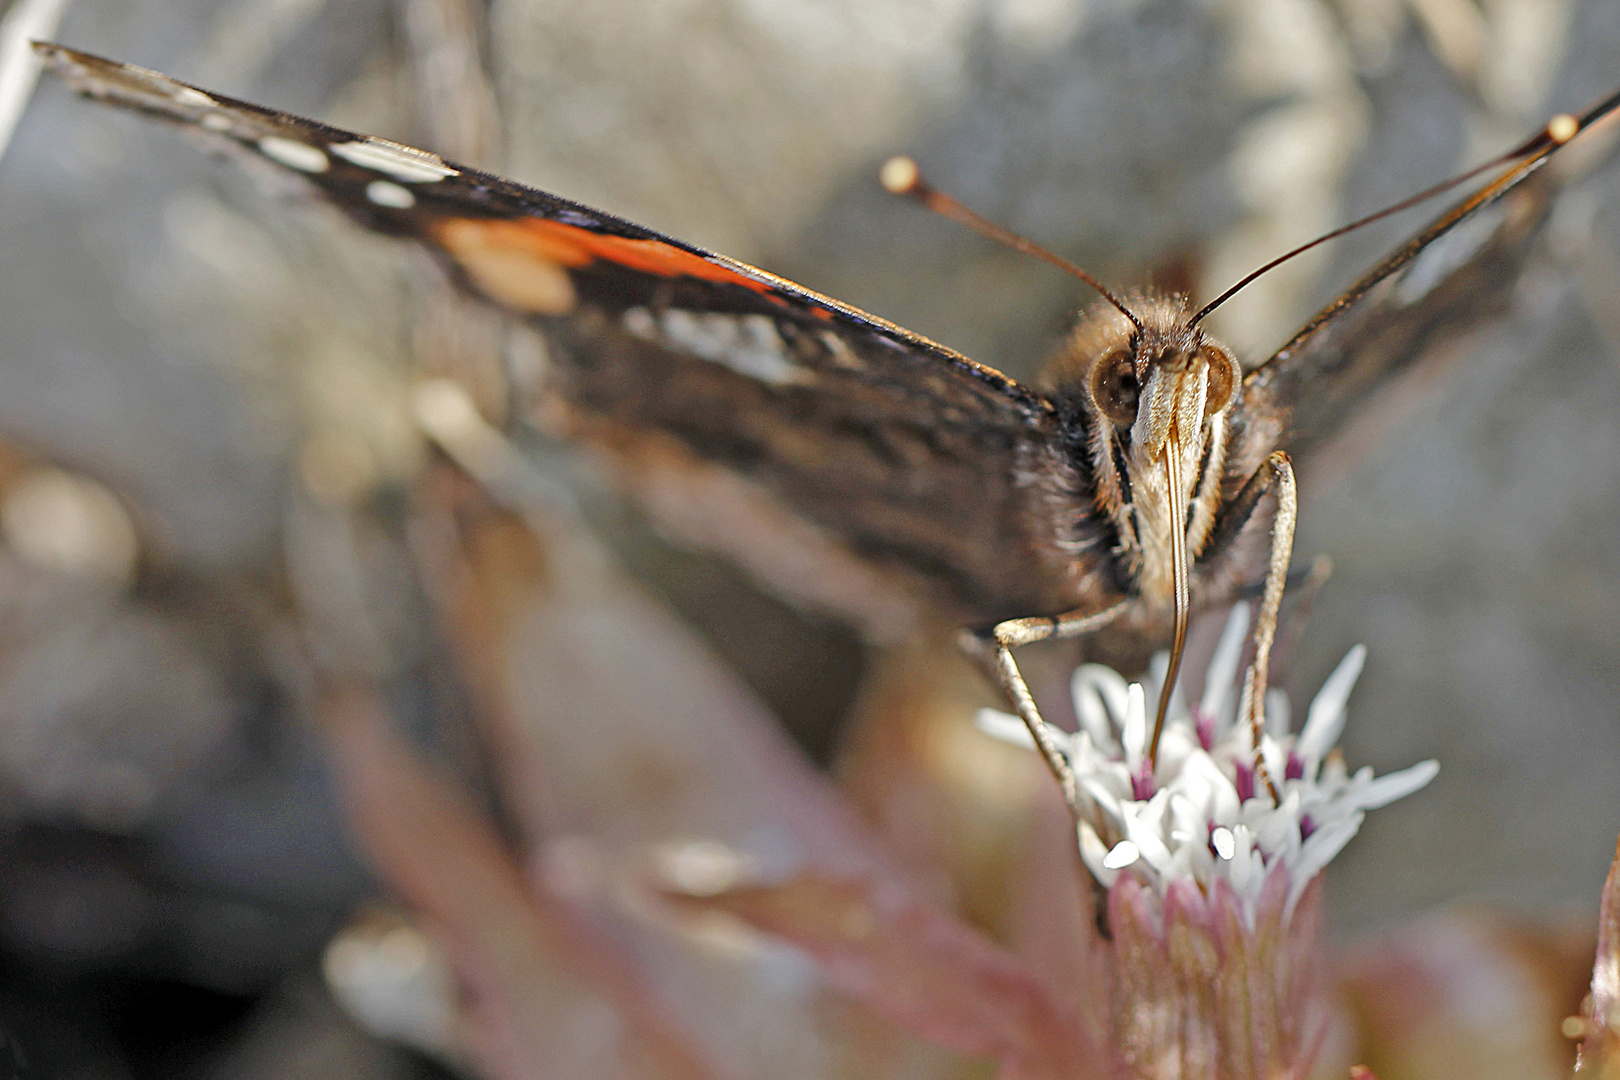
[414, 493, 965, 1075]
[1578, 836, 1620, 1076]
[1343, 908, 1592, 1080]
[1004, 783, 1112, 1058]
[426, 492, 911, 878]
[659, 868, 1102, 1080]
[320, 682, 722, 1080]
[833, 641, 1067, 927]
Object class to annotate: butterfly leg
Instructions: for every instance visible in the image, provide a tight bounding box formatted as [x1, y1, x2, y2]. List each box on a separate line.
[1224, 451, 1299, 758]
[962, 601, 1131, 814]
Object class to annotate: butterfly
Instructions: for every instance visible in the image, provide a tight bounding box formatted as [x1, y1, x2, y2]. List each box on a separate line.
[31, 42, 1620, 805]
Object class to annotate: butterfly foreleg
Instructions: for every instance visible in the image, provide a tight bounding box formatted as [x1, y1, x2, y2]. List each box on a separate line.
[961, 601, 1131, 816]
[1222, 451, 1298, 767]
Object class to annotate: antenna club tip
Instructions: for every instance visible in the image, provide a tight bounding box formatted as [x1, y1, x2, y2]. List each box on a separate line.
[879, 155, 920, 195]
[1548, 112, 1579, 144]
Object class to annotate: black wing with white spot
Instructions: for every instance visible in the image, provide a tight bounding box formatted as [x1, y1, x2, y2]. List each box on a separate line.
[35, 42, 1117, 633]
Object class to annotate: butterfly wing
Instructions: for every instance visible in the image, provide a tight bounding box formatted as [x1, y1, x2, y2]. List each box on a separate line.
[1242, 92, 1620, 472]
[1241, 178, 1552, 472]
[35, 43, 1112, 635]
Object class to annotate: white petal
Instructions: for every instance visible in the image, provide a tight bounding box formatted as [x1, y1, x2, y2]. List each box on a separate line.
[1103, 839, 1140, 870]
[1341, 759, 1440, 813]
[1319, 752, 1349, 786]
[1122, 803, 1176, 874]
[1180, 751, 1242, 824]
[1154, 725, 1200, 771]
[1259, 733, 1289, 783]
[1292, 784, 1332, 821]
[1229, 825, 1258, 894]
[1298, 645, 1366, 762]
[1080, 776, 1125, 822]
[1265, 687, 1291, 737]
[1200, 604, 1251, 726]
[1079, 822, 1119, 887]
[1186, 835, 1216, 886]
[1073, 663, 1130, 748]
[1251, 790, 1301, 861]
[1146, 650, 1187, 728]
[1294, 811, 1364, 884]
[1069, 730, 1099, 771]
[1123, 682, 1147, 766]
[1038, 641, 1429, 904]
[1241, 849, 1267, 908]
[1169, 792, 1205, 844]
[1140, 787, 1172, 824]
[1166, 843, 1197, 885]
[1147, 650, 1169, 693]
[1072, 733, 1126, 790]
[974, 707, 1037, 749]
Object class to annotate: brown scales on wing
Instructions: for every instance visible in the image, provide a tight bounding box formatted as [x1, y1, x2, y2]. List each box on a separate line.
[541, 313, 1112, 638]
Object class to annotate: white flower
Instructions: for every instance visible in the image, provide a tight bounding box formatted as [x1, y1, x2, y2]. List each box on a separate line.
[977, 606, 1438, 919]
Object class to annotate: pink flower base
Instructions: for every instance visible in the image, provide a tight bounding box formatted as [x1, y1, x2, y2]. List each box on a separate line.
[1103, 866, 1327, 1080]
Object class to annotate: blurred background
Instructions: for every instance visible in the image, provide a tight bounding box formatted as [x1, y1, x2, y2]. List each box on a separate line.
[0, 0, 1618, 1075]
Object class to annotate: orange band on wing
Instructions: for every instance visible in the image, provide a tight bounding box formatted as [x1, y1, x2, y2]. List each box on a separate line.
[430, 215, 783, 295]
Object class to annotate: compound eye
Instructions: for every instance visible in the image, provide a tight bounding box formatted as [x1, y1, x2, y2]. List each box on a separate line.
[1202, 346, 1238, 414]
[1089, 351, 1139, 426]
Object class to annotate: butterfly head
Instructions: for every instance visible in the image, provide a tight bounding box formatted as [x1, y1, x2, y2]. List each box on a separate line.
[1050, 294, 1239, 467]
[1045, 293, 1242, 759]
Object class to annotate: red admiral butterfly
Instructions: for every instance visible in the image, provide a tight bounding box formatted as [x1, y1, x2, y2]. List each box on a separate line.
[31, 42, 1620, 807]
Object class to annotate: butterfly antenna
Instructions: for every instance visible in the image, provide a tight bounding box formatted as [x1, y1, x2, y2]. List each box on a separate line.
[1190, 106, 1606, 329]
[881, 156, 1144, 332]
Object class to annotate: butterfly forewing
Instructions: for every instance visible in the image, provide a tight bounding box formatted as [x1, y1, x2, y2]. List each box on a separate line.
[33, 43, 1120, 635]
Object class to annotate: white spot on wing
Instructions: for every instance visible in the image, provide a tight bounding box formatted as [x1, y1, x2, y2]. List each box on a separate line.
[365, 180, 415, 208]
[172, 86, 216, 108]
[199, 113, 232, 132]
[258, 136, 329, 174]
[658, 311, 801, 386]
[331, 139, 457, 183]
[819, 330, 864, 370]
[1395, 209, 1497, 305]
[622, 307, 657, 340]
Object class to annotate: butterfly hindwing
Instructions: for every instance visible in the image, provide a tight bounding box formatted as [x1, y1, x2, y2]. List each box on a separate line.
[1244, 88, 1620, 472]
[1242, 178, 1553, 473]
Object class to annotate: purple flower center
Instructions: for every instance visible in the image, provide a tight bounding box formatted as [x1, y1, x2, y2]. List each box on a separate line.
[1193, 706, 1215, 751]
[1234, 761, 1255, 802]
[1131, 760, 1156, 801]
[1285, 751, 1304, 781]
